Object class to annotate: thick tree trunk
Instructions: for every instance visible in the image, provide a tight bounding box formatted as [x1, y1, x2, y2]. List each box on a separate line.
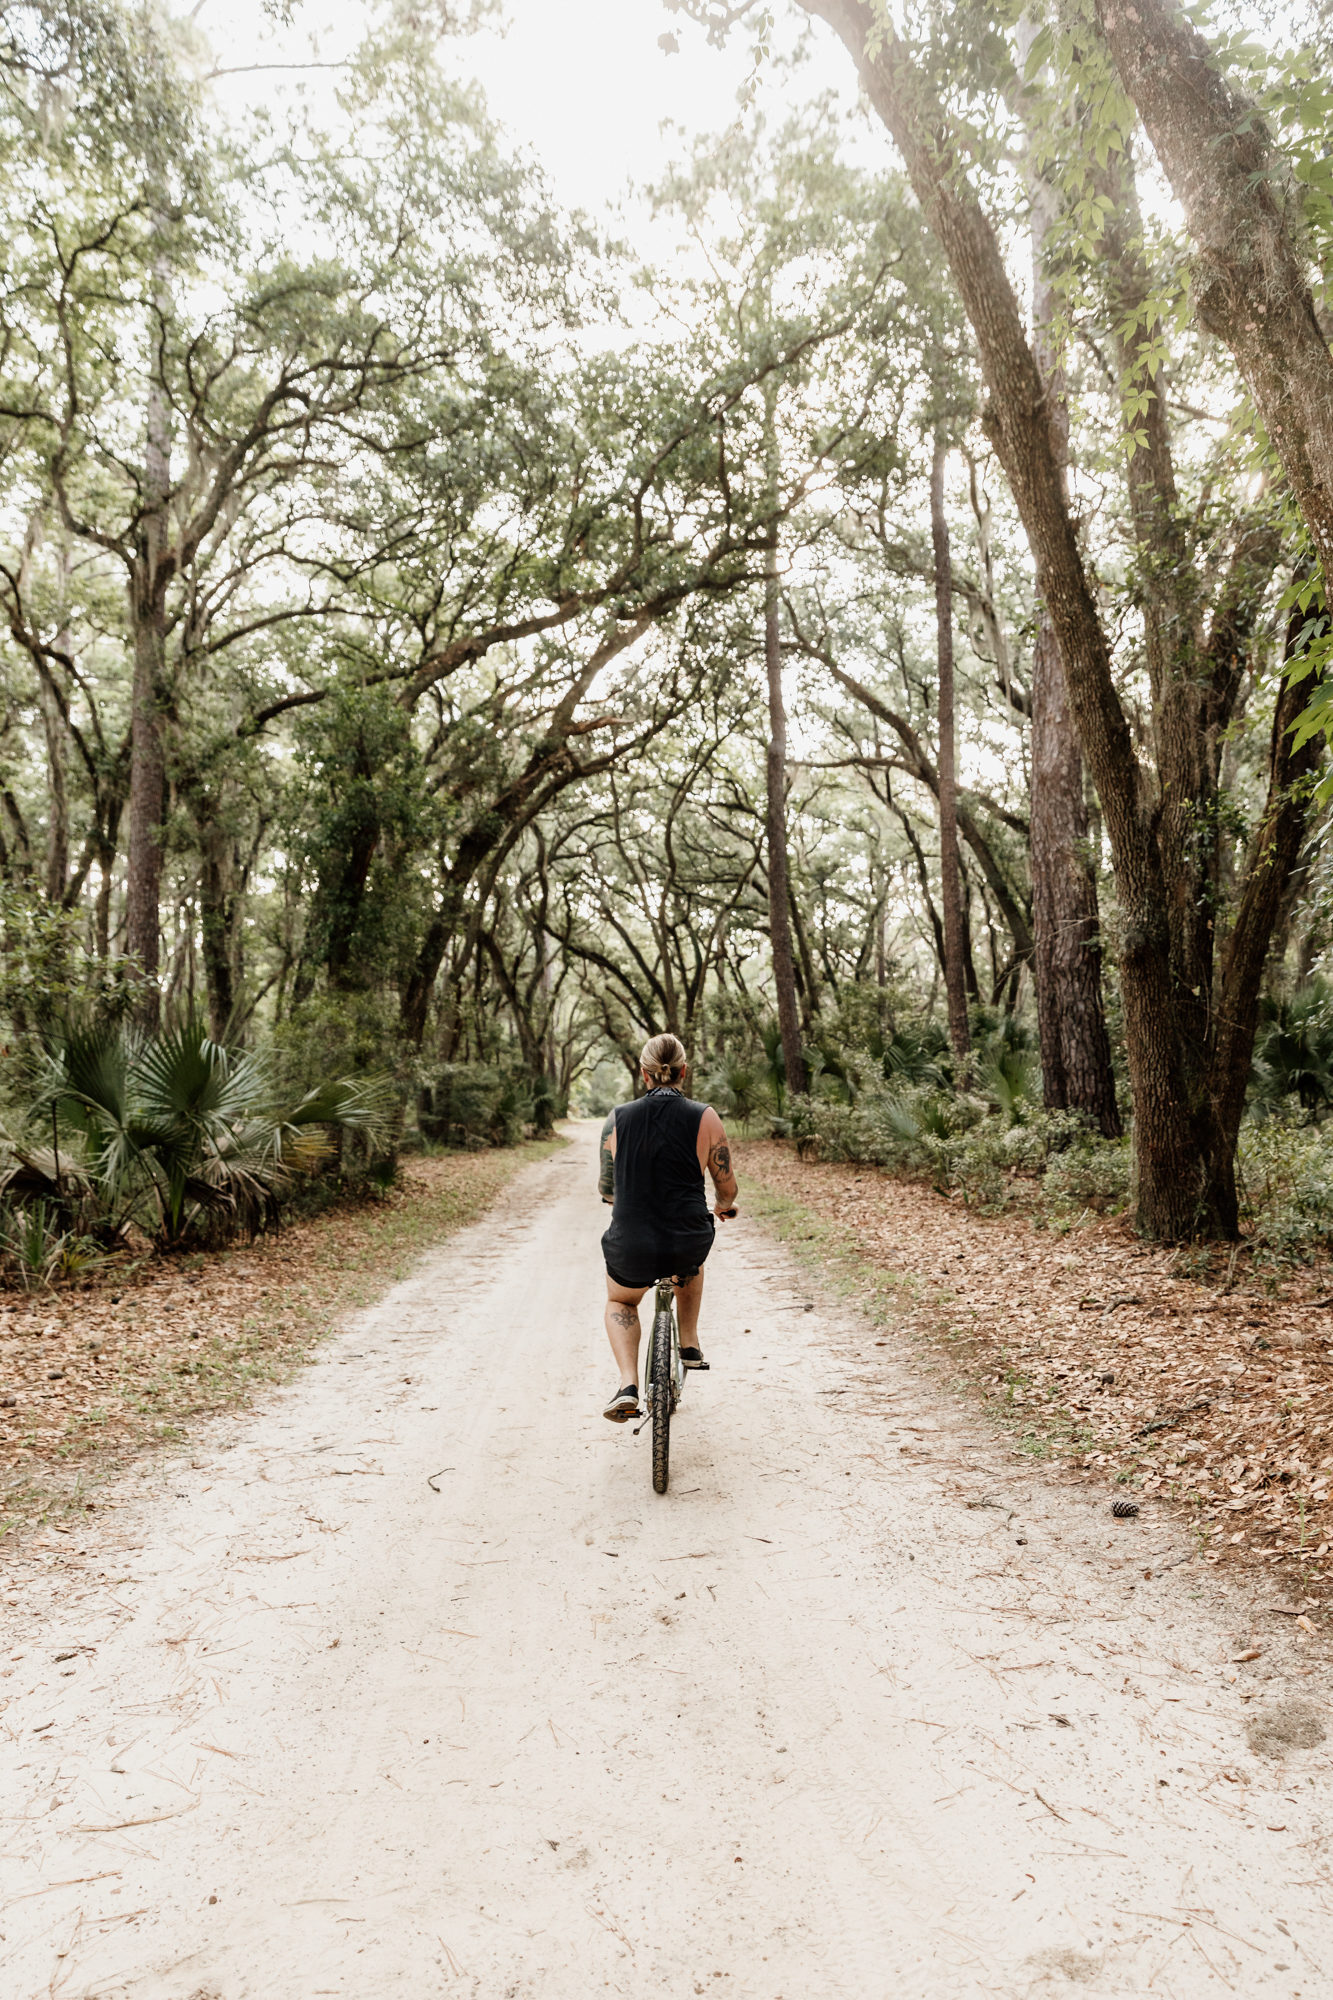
[324, 814, 380, 990]
[34, 667, 68, 904]
[402, 899, 456, 1047]
[1095, 0, 1333, 584]
[930, 435, 971, 1064]
[124, 602, 167, 1014]
[1024, 136, 1121, 1135]
[764, 389, 807, 1099]
[766, 554, 807, 1095]
[1030, 621, 1121, 1132]
[125, 343, 172, 1025]
[197, 804, 241, 1042]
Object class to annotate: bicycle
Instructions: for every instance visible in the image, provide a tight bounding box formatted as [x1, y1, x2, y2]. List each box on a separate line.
[635, 1274, 686, 1494]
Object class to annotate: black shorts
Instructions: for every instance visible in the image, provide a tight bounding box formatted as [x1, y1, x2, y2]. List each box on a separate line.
[603, 1221, 714, 1291]
[606, 1260, 701, 1289]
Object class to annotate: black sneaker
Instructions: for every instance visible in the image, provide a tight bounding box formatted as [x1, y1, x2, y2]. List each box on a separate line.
[603, 1384, 641, 1422]
[680, 1347, 709, 1371]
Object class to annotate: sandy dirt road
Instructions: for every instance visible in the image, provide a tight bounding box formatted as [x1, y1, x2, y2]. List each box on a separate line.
[2, 1124, 1332, 1999]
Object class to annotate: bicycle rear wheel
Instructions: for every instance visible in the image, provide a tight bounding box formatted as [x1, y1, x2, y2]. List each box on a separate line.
[650, 1298, 673, 1494]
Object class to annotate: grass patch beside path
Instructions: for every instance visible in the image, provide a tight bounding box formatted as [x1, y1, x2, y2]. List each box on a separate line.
[0, 1137, 565, 1536]
[743, 1138, 1333, 1604]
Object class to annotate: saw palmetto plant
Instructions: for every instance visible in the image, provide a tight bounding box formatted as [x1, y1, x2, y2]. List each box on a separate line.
[2, 1017, 396, 1252]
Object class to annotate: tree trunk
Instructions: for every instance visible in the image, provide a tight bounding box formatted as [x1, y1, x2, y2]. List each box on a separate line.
[34, 667, 68, 904]
[197, 804, 240, 1041]
[764, 387, 808, 1098]
[402, 898, 457, 1047]
[1208, 596, 1328, 1195]
[958, 855, 982, 1007]
[1095, 0, 1333, 584]
[324, 812, 380, 991]
[1030, 621, 1121, 1132]
[930, 434, 970, 1064]
[891, 800, 948, 974]
[124, 598, 167, 1014]
[124, 324, 172, 1026]
[788, 880, 820, 1031]
[93, 820, 118, 960]
[1023, 68, 1121, 1135]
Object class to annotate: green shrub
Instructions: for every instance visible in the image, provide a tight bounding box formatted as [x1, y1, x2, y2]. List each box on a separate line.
[792, 1081, 983, 1176]
[807, 982, 949, 1089]
[0, 1199, 104, 1289]
[1041, 1134, 1132, 1213]
[0, 884, 140, 1059]
[977, 1044, 1040, 1126]
[881, 1022, 951, 1086]
[530, 1074, 568, 1134]
[792, 1078, 1123, 1216]
[921, 1106, 1097, 1211]
[268, 991, 409, 1102]
[1238, 1122, 1333, 1263]
[418, 1062, 533, 1147]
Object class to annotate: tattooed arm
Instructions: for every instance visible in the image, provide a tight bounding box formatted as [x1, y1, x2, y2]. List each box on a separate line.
[598, 1110, 616, 1204]
[696, 1105, 738, 1218]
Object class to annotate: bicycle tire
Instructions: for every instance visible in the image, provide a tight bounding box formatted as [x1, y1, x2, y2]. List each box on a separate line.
[650, 1302, 673, 1494]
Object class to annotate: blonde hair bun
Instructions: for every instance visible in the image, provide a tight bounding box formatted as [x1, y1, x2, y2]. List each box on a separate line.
[640, 1032, 687, 1087]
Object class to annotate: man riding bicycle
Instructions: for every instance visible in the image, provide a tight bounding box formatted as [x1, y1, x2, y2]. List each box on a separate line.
[597, 1033, 739, 1422]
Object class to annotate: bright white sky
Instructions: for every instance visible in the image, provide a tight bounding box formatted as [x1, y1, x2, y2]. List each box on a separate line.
[198, 0, 854, 220]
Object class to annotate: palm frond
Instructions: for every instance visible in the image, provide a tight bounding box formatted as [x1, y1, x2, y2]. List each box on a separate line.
[980, 1046, 1038, 1126]
[283, 1074, 399, 1145]
[132, 1018, 265, 1130]
[11, 1015, 399, 1249]
[35, 1017, 135, 1131]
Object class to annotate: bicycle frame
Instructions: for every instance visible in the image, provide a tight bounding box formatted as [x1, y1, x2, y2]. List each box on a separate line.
[638, 1278, 686, 1490]
[652, 1278, 684, 1414]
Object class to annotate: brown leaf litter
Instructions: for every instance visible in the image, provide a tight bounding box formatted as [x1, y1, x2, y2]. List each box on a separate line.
[744, 1139, 1333, 1605]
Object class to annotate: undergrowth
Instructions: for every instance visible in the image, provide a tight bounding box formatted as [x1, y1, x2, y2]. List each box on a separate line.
[791, 1082, 1333, 1270]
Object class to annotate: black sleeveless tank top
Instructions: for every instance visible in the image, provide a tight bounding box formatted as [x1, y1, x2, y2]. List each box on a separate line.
[601, 1087, 714, 1282]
